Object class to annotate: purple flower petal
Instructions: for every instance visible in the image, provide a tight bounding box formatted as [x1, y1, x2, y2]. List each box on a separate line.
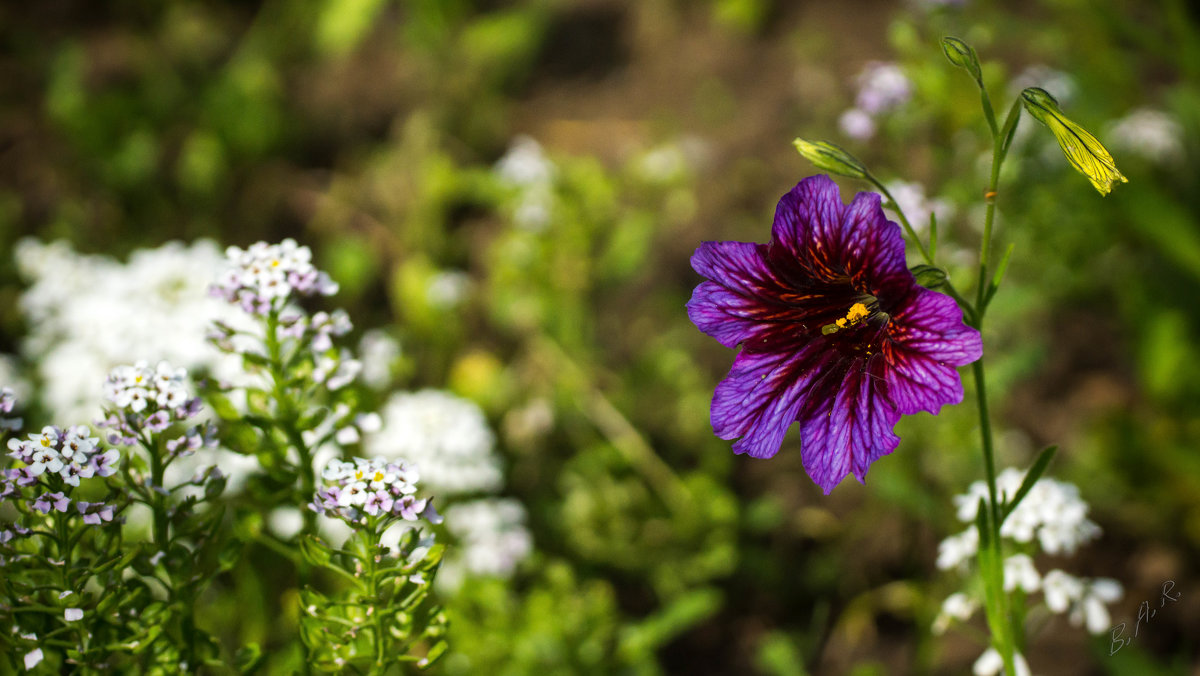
[689, 174, 982, 492]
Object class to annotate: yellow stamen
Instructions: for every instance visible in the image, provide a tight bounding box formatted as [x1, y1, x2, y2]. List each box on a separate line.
[821, 302, 872, 335]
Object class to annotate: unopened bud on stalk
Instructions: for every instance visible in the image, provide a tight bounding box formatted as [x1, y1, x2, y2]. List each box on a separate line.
[941, 37, 983, 85]
[792, 139, 869, 179]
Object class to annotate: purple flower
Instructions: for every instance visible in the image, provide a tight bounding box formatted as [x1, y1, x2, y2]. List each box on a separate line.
[145, 411, 170, 432]
[33, 491, 70, 513]
[91, 449, 120, 477]
[76, 501, 115, 525]
[395, 495, 428, 521]
[687, 175, 982, 493]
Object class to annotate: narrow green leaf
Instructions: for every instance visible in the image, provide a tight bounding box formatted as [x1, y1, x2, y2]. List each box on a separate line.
[1001, 445, 1058, 523]
[928, 212, 938, 261]
[984, 242, 1015, 306]
[974, 496, 991, 551]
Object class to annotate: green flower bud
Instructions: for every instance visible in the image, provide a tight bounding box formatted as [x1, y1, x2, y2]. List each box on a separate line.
[1020, 87, 1127, 196]
[792, 138, 868, 179]
[910, 264, 948, 290]
[941, 37, 982, 85]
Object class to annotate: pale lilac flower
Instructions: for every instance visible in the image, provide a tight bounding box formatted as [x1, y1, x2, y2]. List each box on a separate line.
[854, 62, 912, 114]
[838, 108, 876, 140]
[145, 411, 170, 432]
[33, 491, 70, 513]
[92, 449, 120, 476]
[76, 501, 115, 525]
[396, 495, 428, 521]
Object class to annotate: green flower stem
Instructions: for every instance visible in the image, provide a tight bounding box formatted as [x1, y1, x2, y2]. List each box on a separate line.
[146, 433, 169, 553]
[367, 525, 385, 672]
[969, 101, 1019, 676]
[867, 176, 977, 325]
[264, 308, 317, 676]
[264, 309, 317, 536]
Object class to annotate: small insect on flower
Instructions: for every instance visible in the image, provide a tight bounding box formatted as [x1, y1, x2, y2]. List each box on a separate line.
[687, 175, 981, 493]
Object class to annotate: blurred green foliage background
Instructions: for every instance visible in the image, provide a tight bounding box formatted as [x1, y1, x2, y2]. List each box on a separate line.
[1, 0, 1199, 673]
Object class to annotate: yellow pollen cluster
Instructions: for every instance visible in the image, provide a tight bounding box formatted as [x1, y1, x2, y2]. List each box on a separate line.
[835, 302, 870, 329]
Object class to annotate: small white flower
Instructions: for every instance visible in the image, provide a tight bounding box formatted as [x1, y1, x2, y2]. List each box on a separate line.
[973, 648, 1031, 676]
[64, 608, 83, 622]
[25, 648, 44, 669]
[933, 592, 977, 635]
[1070, 578, 1123, 635]
[936, 527, 978, 571]
[1042, 569, 1083, 613]
[1003, 554, 1041, 593]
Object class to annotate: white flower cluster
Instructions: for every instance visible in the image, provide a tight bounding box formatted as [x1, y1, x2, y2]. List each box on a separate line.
[838, 62, 912, 141]
[495, 135, 555, 232]
[943, 468, 1101, 565]
[366, 390, 531, 582]
[103, 361, 193, 416]
[14, 239, 244, 424]
[5, 425, 118, 487]
[369, 390, 503, 494]
[209, 239, 338, 314]
[311, 457, 436, 525]
[934, 467, 1123, 668]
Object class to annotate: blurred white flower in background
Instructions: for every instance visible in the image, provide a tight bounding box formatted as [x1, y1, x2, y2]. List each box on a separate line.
[837, 62, 912, 141]
[357, 329, 402, 391]
[1010, 65, 1077, 104]
[838, 108, 876, 141]
[882, 180, 956, 235]
[1108, 108, 1185, 164]
[973, 648, 1031, 676]
[369, 390, 503, 494]
[366, 389, 532, 585]
[15, 239, 244, 423]
[496, 135, 555, 232]
[855, 62, 912, 114]
[14, 239, 269, 493]
[439, 498, 533, 588]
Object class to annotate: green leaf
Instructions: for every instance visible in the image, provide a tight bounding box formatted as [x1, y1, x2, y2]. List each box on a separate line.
[299, 534, 333, 568]
[928, 212, 938, 261]
[1000, 445, 1058, 523]
[984, 243, 1015, 306]
[235, 642, 264, 674]
[974, 496, 991, 551]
